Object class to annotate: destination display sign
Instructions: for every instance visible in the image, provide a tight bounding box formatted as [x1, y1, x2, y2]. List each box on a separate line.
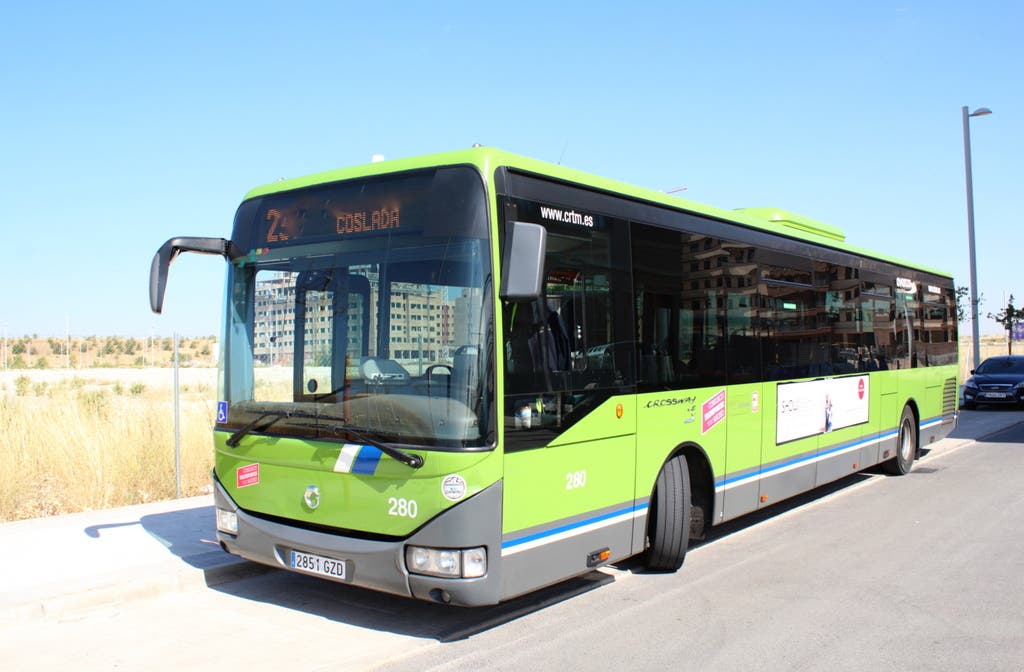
[244, 170, 439, 250]
[231, 165, 488, 254]
[260, 199, 403, 246]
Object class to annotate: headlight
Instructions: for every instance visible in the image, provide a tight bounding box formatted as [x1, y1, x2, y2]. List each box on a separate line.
[405, 546, 487, 578]
[216, 508, 238, 535]
[964, 378, 979, 390]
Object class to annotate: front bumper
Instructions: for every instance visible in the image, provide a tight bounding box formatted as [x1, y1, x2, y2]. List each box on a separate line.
[214, 478, 504, 606]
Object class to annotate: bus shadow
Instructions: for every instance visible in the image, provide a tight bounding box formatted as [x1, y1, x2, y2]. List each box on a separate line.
[208, 563, 614, 642]
[615, 469, 877, 575]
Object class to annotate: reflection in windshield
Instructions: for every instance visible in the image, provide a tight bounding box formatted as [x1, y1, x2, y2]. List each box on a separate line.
[219, 165, 493, 449]
[224, 243, 492, 448]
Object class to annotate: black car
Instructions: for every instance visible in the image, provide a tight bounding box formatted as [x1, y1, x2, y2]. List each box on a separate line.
[962, 355, 1024, 409]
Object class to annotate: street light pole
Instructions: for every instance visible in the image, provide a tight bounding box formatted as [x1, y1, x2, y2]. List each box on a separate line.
[962, 105, 991, 371]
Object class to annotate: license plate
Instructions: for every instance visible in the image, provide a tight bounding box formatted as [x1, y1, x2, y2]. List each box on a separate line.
[984, 392, 1007, 399]
[290, 549, 347, 580]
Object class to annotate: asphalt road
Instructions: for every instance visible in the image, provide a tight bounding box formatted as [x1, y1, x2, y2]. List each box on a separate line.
[3, 411, 1022, 671]
[376, 416, 1024, 672]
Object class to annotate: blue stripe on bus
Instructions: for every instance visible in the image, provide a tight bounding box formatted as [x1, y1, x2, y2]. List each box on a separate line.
[716, 414, 943, 489]
[501, 502, 648, 551]
[351, 445, 382, 474]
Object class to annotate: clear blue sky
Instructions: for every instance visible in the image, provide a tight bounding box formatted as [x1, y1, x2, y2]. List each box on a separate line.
[1, 1, 1019, 338]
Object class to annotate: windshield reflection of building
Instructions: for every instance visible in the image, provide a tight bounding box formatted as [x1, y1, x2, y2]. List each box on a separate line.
[253, 273, 478, 369]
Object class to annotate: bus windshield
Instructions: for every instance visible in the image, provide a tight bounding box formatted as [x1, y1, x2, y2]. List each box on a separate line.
[219, 166, 494, 449]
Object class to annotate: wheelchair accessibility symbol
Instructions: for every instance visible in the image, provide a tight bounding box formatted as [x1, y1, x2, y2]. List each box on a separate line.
[217, 401, 229, 424]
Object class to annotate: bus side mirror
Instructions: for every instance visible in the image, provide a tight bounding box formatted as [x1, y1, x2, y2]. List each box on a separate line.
[499, 221, 546, 302]
[150, 237, 241, 314]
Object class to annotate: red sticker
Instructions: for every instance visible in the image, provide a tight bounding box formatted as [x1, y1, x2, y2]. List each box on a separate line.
[858, 379, 866, 400]
[237, 463, 260, 488]
[702, 389, 727, 434]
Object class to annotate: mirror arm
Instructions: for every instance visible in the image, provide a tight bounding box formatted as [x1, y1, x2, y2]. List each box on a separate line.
[150, 237, 242, 314]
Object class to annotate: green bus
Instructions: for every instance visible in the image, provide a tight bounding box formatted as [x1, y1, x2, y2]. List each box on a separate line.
[150, 147, 958, 606]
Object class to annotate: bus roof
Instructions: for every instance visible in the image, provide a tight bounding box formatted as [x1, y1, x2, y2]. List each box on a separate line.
[243, 146, 951, 279]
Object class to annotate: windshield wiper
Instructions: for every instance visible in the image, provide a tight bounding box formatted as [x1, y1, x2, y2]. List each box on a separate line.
[225, 411, 290, 447]
[328, 424, 424, 469]
[224, 407, 423, 469]
[225, 407, 327, 447]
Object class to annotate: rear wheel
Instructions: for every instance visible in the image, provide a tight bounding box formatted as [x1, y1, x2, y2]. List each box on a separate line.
[883, 406, 917, 475]
[645, 454, 691, 571]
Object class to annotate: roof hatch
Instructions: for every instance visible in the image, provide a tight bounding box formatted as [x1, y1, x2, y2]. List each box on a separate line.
[736, 207, 846, 243]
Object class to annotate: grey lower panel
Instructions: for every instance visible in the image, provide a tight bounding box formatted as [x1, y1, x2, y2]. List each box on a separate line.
[816, 443, 867, 485]
[757, 461, 816, 509]
[922, 418, 955, 448]
[878, 433, 900, 463]
[500, 518, 634, 602]
[215, 479, 505, 607]
[720, 480, 759, 521]
[860, 440, 881, 471]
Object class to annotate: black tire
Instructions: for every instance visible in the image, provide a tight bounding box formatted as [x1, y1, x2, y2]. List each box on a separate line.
[883, 406, 917, 475]
[645, 454, 691, 571]
[962, 401, 976, 410]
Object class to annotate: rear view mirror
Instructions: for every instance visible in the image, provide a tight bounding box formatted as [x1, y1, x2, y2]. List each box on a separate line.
[150, 237, 241, 314]
[499, 221, 547, 302]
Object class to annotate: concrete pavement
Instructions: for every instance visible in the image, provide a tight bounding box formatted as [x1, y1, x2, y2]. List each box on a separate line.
[2, 407, 1021, 625]
[0, 495, 261, 624]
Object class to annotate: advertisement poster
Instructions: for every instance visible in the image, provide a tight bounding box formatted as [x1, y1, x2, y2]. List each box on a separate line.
[776, 375, 869, 444]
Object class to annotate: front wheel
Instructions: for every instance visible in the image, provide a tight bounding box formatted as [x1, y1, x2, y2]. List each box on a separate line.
[644, 454, 691, 571]
[883, 406, 917, 475]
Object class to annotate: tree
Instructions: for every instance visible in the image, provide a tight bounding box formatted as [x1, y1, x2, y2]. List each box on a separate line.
[988, 295, 1024, 355]
[955, 285, 985, 324]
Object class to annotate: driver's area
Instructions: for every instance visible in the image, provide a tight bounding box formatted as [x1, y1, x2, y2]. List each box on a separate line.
[238, 253, 491, 447]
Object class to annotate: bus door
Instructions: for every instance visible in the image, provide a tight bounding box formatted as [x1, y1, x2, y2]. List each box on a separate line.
[500, 227, 636, 599]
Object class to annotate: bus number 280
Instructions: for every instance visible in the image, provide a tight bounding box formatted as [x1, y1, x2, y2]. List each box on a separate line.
[565, 470, 587, 490]
[388, 497, 418, 518]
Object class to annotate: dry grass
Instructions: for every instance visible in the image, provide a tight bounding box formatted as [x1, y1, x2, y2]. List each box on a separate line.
[0, 369, 217, 521]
